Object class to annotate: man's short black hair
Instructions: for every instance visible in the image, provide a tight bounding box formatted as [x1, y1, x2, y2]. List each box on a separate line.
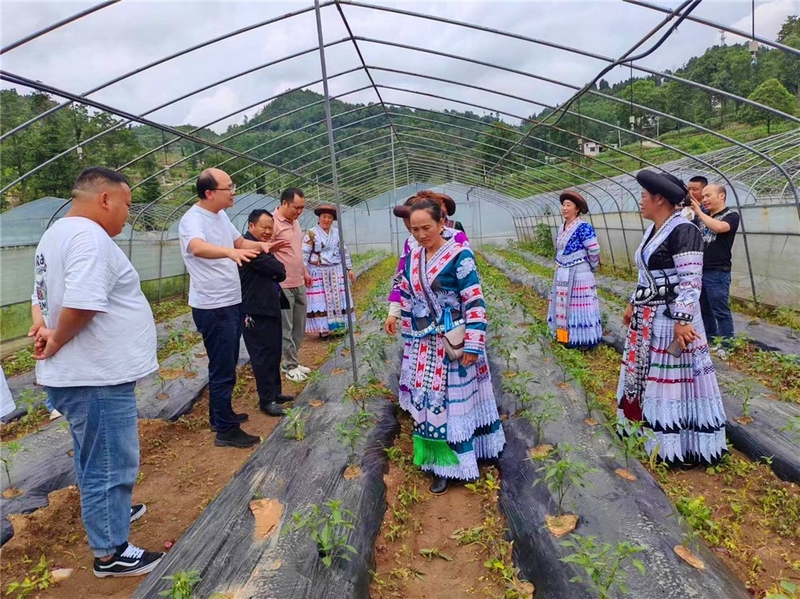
[197, 170, 218, 199]
[280, 188, 304, 205]
[689, 175, 708, 187]
[248, 209, 272, 225]
[72, 167, 129, 195]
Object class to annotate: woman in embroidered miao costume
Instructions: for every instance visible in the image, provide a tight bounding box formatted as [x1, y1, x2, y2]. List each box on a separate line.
[389, 198, 505, 495]
[302, 204, 355, 338]
[385, 191, 469, 335]
[546, 190, 603, 349]
[617, 170, 727, 467]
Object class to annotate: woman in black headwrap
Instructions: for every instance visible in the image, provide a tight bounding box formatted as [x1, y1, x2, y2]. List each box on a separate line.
[616, 170, 727, 467]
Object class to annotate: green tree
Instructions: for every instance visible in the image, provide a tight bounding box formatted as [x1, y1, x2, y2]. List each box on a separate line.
[776, 18, 800, 101]
[661, 80, 699, 128]
[614, 79, 665, 134]
[474, 121, 518, 170]
[778, 15, 800, 40]
[740, 78, 797, 133]
[134, 155, 161, 205]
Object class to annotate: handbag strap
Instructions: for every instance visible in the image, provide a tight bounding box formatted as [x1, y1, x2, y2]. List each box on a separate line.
[417, 249, 443, 328]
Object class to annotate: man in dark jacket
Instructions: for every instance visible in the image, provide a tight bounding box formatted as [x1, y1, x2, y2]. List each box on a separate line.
[240, 209, 293, 416]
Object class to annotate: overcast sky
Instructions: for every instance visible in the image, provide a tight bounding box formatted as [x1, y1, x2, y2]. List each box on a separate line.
[0, 0, 796, 133]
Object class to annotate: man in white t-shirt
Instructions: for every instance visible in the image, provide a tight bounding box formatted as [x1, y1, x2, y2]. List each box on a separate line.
[179, 168, 287, 449]
[31, 167, 164, 578]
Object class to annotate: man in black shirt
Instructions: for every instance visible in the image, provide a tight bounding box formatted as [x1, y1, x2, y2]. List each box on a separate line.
[690, 184, 740, 342]
[239, 210, 293, 416]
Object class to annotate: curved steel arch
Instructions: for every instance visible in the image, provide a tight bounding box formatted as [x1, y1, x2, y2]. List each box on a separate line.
[1, 1, 120, 55]
[3, 0, 797, 308]
[0, 70, 347, 199]
[346, 125, 615, 217]
[344, 39, 798, 210]
[341, 1, 799, 125]
[51, 78, 379, 237]
[0, 2, 335, 143]
[382, 106, 636, 252]
[369, 82, 762, 298]
[625, 0, 800, 57]
[0, 44, 357, 195]
[119, 61, 367, 178]
[126, 76, 374, 194]
[382, 101, 651, 228]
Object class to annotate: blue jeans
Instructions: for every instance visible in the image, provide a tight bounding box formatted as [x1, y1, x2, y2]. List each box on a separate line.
[700, 270, 734, 341]
[46, 383, 139, 557]
[192, 304, 242, 434]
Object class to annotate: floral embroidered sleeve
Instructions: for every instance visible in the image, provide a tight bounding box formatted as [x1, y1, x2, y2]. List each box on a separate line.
[388, 237, 411, 304]
[302, 231, 314, 267]
[454, 249, 487, 355]
[343, 236, 353, 270]
[580, 223, 601, 271]
[668, 223, 704, 322]
[398, 257, 413, 339]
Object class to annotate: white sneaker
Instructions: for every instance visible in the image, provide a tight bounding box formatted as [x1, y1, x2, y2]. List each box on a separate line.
[49, 409, 62, 420]
[285, 368, 308, 382]
[296, 364, 312, 375]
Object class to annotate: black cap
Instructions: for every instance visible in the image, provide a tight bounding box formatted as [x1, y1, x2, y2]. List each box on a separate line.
[636, 170, 686, 205]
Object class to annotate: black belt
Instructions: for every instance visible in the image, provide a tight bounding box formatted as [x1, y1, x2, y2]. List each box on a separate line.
[633, 283, 678, 305]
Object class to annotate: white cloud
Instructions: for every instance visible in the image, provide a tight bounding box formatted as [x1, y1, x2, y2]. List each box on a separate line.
[728, 0, 796, 43]
[182, 86, 242, 132]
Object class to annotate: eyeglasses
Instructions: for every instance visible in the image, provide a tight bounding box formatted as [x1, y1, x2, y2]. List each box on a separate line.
[214, 184, 237, 194]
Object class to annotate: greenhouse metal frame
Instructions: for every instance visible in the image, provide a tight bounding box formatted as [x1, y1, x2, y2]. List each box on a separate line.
[1, 0, 799, 319]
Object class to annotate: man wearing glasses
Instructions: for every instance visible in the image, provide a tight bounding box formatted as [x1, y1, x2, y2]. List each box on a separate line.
[271, 188, 314, 382]
[179, 168, 288, 448]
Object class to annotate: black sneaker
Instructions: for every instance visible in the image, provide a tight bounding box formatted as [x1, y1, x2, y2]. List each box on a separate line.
[276, 395, 294, 404]
[214, 428, 261, 448]
[209, 412, 249, 433]
[93, 542, 164, 578]
[130, 504, 146, 523]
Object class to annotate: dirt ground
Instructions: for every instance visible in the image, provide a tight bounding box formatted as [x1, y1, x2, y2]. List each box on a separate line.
[1, 340, 331, 598]
[371, 414, 531, 599]
[480, 257, 800, 598]
[0, 266, 386, 599]
[658, 449, 800, 595]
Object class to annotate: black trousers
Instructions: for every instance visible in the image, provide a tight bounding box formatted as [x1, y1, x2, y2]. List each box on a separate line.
[193, 305, 242, 434]
[242, 313, 283, 409]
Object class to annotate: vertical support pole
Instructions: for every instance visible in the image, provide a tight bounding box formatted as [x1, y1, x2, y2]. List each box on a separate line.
[391, 132, 400, 255]
[477, 194, 484, 247]
[157, 234, 165, 302]
[314, 0, 358, 383]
